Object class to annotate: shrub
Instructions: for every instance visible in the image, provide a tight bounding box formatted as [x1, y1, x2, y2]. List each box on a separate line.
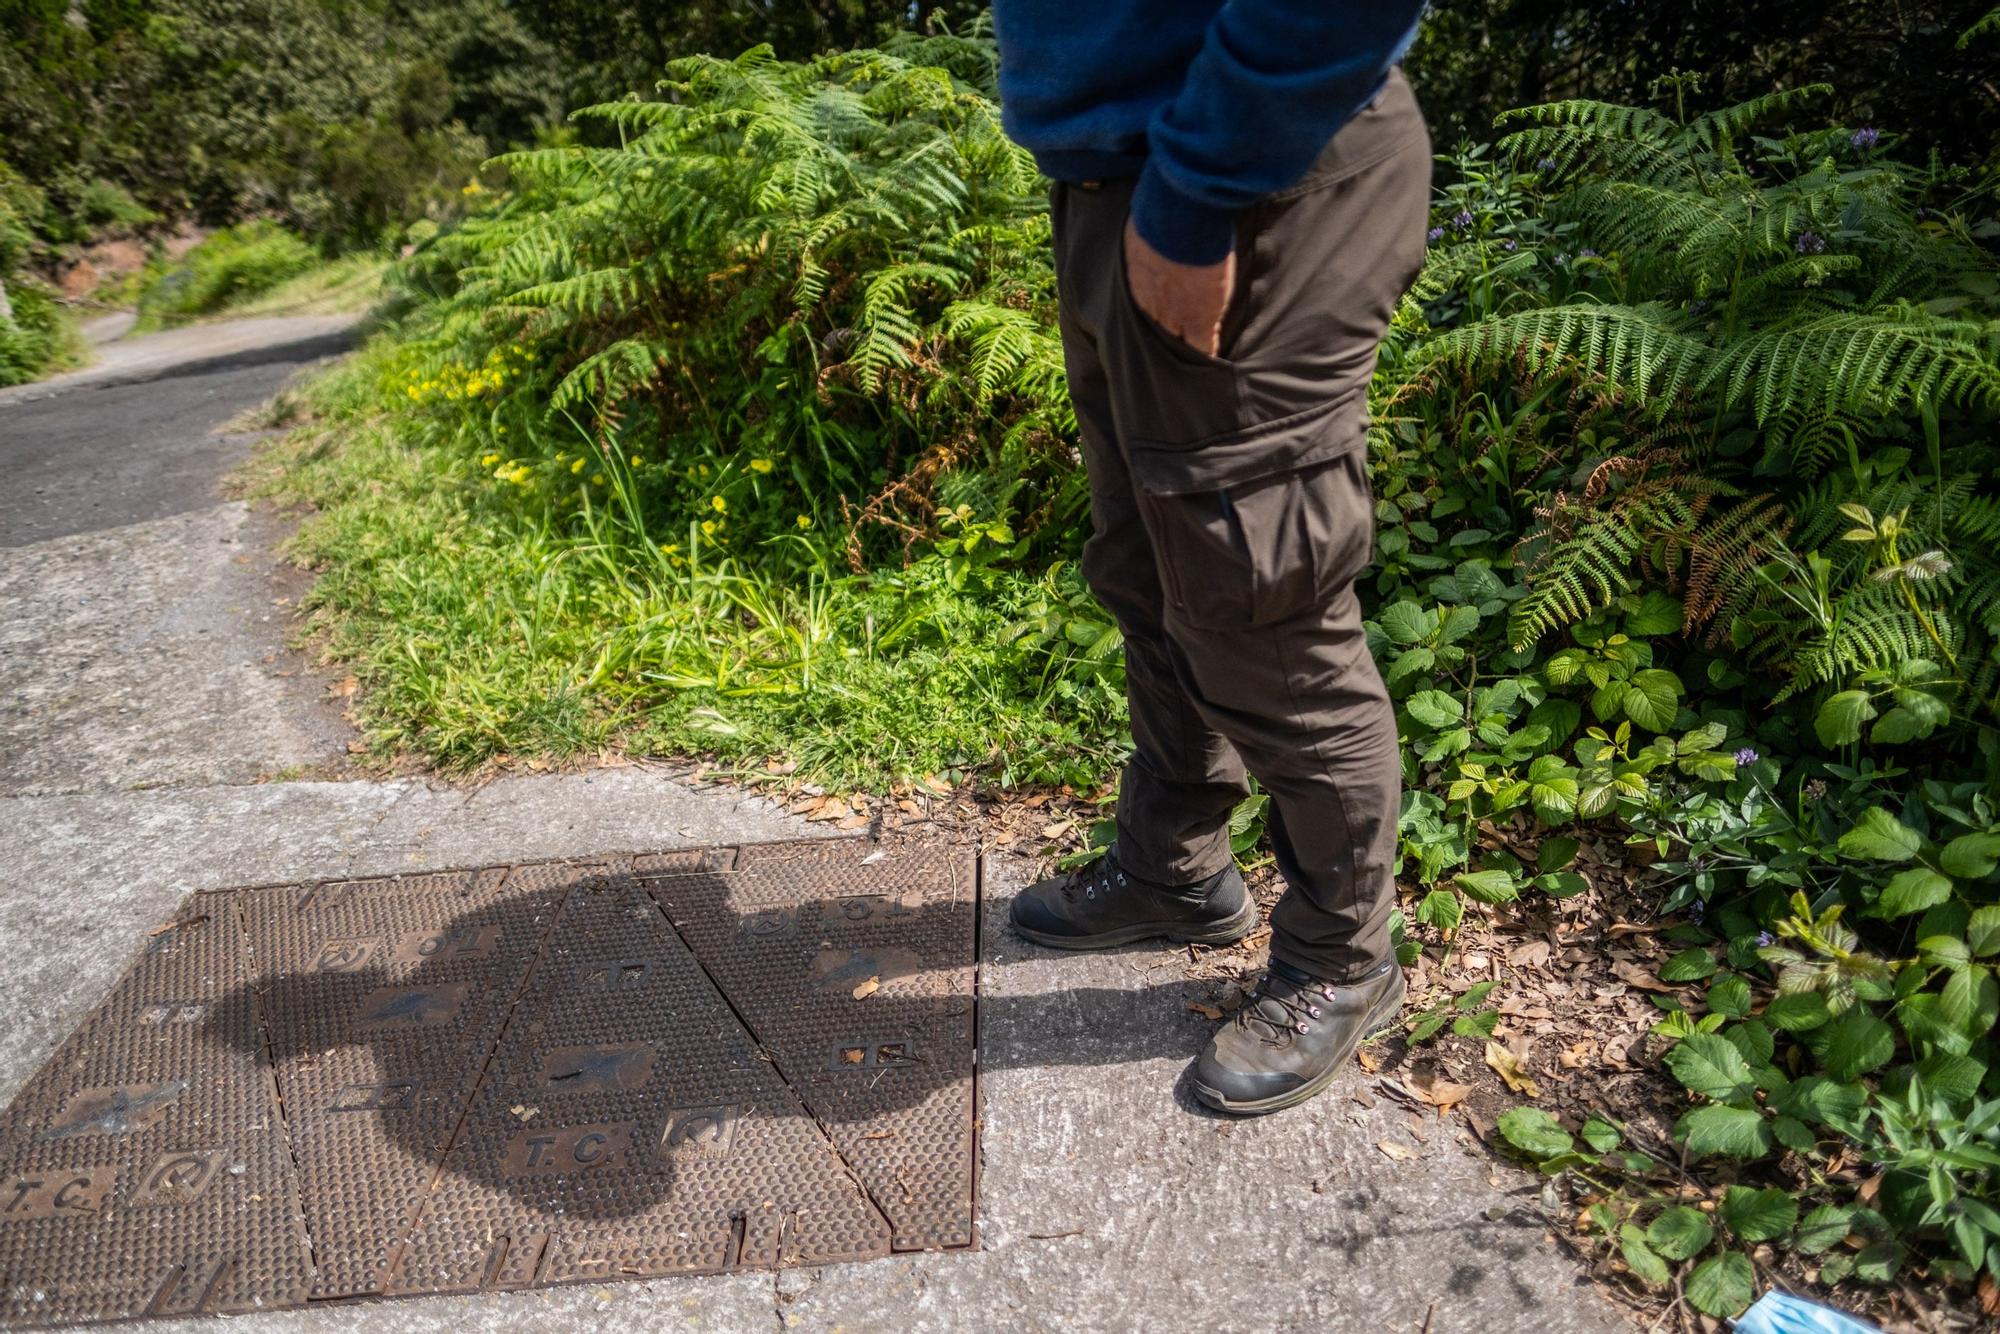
[1402, 73, 2000, 1313]
[395, 26, 1072, 572]
[136, 221, 321, 327]
[0, 276, 81, 385]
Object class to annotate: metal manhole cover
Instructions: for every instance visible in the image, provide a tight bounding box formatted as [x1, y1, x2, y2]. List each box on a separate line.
[0, 841, 979, 1325]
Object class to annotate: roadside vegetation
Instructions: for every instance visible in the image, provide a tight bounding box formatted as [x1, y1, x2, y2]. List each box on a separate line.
[128, 223, 387, 330]
[249, 23, 2000, 1321]
[7, 0, 1999, 1323]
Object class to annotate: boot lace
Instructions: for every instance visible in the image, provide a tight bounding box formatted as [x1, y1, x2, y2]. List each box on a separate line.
[1236, 973, 1336, 1046]
[1058, 848, 1130, 904]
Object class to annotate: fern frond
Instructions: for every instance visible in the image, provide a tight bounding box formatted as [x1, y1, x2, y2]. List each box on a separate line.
[1420, 303, 1709, 409]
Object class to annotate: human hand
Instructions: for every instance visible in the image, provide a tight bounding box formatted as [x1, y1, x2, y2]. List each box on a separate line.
[1123, 215, 1237, 357]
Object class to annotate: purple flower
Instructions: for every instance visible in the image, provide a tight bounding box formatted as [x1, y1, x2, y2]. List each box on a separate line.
[1690, 899, 1707, 924]
[1733, 747, 1760, 766]
[1576, 248, 1599, 260]
[1535, 157, 1558, 172]
[1501, 238, 1518, 251]
[1452, 209, 1474, 231]
[1756, 931, 1775, 948]
[1795, 231, 1827, 255]
[1851, 127, 1879, 149]
[1426, 225, 1445, 243]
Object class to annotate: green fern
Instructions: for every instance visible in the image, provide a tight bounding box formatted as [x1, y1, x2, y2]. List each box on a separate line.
[397, 30, 1069, 556]
[1403, 79, 2000, 724]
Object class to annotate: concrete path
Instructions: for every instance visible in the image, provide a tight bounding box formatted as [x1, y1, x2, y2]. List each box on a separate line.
[0, 314, 359, 410]
[0, 317, 1625, 1332]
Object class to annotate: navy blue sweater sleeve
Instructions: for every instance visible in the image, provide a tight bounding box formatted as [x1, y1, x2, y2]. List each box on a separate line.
[1131, 1, 1427, 265]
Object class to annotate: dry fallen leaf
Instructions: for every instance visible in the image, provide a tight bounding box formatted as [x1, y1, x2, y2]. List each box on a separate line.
[1375, 1140, 1419, 1163]
[1508, 940, 1553, 969]
[1611, 961, 1676, 992]
[806, 795, 851, 822]
[1356, 1046, 1381, 1073]
[835, 813, 871, 830]
[1040, 820, 1075, 840]
[1187, 1001, 1224, 1021]
[851, 976, 880, 1001]
[1409, 1073, 1475, 1114]
[328, 675, 359, 698]
[841, 1048, 865, 1065]
[1484, 1041, 1541, 1097]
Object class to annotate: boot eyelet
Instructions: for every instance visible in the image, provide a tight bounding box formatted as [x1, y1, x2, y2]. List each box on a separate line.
[1309, 1005, 1321, 1018]
[1295, 1021, 1310, 1034]
[1116, 873, 1126, 885]
[1321, 986, 1335, 999]
[1086, 888, 1096, 898]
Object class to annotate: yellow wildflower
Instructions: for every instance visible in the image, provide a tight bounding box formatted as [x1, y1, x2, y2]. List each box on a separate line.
[710, 495, 727, 513]
[701, 519, 717, 536]
[481, 452, 500, 467]
[591, 472, 605, 485]
[571, 458, 586, 474]
[749, 457, 774, 474]
[796, 514, 813, 530]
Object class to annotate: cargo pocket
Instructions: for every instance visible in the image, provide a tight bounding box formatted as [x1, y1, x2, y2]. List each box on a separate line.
[1130, 392, 1373, 629]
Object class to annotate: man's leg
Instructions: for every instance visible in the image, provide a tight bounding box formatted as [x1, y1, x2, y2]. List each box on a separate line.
[1007, 182, 1256, 951]
[1074, 73, 1433, 1110]
[1063, 249, 1251, 890]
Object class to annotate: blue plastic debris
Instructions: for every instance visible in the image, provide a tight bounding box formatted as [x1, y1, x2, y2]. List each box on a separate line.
[1733, 1291, 1878, 1334]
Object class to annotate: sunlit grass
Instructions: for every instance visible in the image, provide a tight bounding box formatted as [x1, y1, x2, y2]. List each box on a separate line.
[241, 353, 1128, 792]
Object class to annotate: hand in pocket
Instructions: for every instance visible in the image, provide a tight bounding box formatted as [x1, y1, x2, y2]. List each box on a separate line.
[1122, 216, 1236, 357]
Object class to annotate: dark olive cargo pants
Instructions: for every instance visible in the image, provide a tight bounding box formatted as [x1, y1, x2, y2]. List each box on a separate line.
[1050, 70, 1431, 984]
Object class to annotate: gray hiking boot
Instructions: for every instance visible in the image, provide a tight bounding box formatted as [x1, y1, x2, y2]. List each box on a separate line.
[1192, 959, 1405, 1115]
[1009, 846, 1258, 950]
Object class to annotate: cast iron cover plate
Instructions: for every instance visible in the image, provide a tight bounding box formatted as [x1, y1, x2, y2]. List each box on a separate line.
[0, 840, 979, 1325]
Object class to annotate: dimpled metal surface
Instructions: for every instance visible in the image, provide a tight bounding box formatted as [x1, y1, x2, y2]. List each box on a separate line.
[391, 861, 891, 1294]
[238, 863, 568, 1299]
[0, 899, 312, 1324]
[0, 841, 977, 1326]
[647, 841, 978, 1250]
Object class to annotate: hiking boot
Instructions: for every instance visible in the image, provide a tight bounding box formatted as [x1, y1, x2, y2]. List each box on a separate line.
[1009, 846, 1258, 950]
[1192, 959, 1405, 1115]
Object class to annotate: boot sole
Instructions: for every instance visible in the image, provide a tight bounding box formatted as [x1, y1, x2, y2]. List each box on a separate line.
[1191, 982, 1407, 1117]
[1010, 896, 1261, 951]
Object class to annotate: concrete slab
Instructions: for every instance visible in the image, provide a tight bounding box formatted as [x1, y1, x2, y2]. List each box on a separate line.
[762, 853, 1622, 1334]
[81, 311, 138, 345]
[358, 767, 829, 873]
[0, 500, 352, 795]
[0, 315, 357, 409]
